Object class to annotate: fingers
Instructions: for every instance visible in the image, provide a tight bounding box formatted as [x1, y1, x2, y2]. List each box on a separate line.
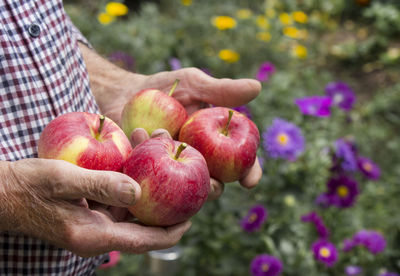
[130, 128, 150, 147]
[188, 69, 261, 107]
[239, 157, 262, 189]
[109, 220, 192, 254]
[67, 209, 192, 256]
[207, 178, 225, 201]
[48, 159, 141, 207]
[130, 128, 172, 147]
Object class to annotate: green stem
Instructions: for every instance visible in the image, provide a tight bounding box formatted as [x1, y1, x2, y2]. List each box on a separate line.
[222, 110, 234, 136]
[174, 143, 187, 160]
[168, 79, 180, 97]
[98, 115, 105, 135]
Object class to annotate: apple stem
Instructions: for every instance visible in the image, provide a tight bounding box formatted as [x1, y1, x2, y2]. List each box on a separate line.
[174, 142, 187, 160]
[168, 79, 180, 97]
[222, 110, 234, 136]
[98, 115, 105, 135]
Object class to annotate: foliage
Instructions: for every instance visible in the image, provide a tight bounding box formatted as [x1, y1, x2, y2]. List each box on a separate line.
[64, 0, 400, 275]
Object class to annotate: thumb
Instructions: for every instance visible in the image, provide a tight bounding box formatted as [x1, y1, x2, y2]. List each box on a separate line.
[50, 160, 141, 207]
[195, 73, 262, 107]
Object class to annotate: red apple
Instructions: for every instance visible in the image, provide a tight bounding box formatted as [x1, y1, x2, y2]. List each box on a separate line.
[123, 137, 210, 226]
[179, 107, 260, 183]
[121, 80, 188, 139]
[38, 112, 132, 172]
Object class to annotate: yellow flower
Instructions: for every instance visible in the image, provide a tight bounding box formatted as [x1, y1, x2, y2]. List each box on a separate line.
[292, 11, 308, 24]
[212, 16, 237, 30]
[219, 49, 240, 63]
[181, 0, 192, 6]
[105, 2, 129, 17]
[297, 29, 309, 39]
[292, 44, 307, 58]
[283, 26, 299, 38]
[256, 32, 271, 42]
[98, 12, 115, 25]
[237, 9, 252, 19]
[256, 16, 270, 29]
[265, 8, 276, 18]
[284, 195, 296, 207]
[279, 12, 292, 25]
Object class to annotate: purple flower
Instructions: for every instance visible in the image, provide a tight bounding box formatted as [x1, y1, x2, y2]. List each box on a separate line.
[353, 230, 386, 254]
[357, 156, 381, 180]
[379, 272, 400, 276]
[325, 81, 356, 111]
[233, 105, 252, 119]
[312, 240, 338, 267]
[315, 193, 331, 208]
[301, 212, 330, 239]
[345, 265, 362, 275]
[108, 51, 135, 71]
[262, 118, 305, 161]
[250, 254, 283, 276]
[169, 57, 182, 70]
[342, 238, 356, 252]
[241, 205, 268, 232]
[256, 62, 276, 82]
[334, 138, 358, 172]
[294, 96, 332, 117]
[325, 175, 359, 208]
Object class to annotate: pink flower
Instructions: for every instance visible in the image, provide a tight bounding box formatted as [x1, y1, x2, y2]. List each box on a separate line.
[99, 251, 121, 269]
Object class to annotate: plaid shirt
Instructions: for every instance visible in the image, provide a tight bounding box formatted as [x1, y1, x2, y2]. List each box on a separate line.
[1, 0, 107, 274]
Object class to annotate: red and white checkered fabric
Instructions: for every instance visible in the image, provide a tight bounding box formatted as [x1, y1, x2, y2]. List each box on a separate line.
[0, 0, 107, 274]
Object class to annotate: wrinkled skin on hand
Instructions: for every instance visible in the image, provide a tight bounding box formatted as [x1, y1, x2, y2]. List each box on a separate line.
[0, 157, 191, 257]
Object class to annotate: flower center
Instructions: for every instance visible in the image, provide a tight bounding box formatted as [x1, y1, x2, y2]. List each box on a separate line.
[248, 213, 258, 223]
[277, 133, 289, 146]
[362, 162, 373, 172]
[333, 93, 344, 104]
[337, 185, 349, 198]
[261, 264, 269, 272]
[319, 247, 331, 258]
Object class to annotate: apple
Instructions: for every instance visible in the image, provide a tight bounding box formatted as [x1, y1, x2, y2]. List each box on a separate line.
[179, 107, 260, 183]
[38, 112, 132, 172]
[123, 137, 210, 226]
[121, 79, 188, 139]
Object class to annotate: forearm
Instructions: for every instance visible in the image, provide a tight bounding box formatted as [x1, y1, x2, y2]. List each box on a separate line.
[78, 43, 146, 115]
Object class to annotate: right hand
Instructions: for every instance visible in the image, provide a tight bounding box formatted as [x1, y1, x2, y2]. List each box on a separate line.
[0, 158, 191, 257]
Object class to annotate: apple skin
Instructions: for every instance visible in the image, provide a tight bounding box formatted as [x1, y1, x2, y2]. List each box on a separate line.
[121, 89, 188, 139]
[179, 107, 260, 183]
[38, 112, 132, 172]
[123, 137, 210, 226]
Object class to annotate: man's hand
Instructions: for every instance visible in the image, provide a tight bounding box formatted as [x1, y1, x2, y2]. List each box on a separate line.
[79, 43, 263, 200]
[0, 159, 191, 257]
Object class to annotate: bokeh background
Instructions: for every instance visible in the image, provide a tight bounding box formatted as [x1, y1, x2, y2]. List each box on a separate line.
[64, 0, 400, 275]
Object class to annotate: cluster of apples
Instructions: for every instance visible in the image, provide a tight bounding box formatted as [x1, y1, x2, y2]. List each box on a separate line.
[38, 80, 260, 227]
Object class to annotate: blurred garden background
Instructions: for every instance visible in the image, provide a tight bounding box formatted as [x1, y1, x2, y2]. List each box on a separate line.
[64, 0, 400, 275]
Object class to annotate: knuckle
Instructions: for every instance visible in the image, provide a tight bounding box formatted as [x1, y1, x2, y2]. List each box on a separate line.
[82, 171, 112, 200]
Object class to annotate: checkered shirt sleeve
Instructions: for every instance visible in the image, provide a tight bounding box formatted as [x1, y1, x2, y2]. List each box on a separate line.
[0, 0, 108, 274]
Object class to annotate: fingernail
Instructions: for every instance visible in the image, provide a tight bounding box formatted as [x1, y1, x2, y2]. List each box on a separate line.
[152, 129, 169, 138]
[130, 128, 148, 147]
[118, 182, 136, 205]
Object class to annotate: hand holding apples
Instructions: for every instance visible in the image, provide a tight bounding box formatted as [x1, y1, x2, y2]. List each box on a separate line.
[179, 107, 260, 183]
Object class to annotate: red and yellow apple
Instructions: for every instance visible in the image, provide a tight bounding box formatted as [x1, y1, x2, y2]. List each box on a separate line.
[179, 107, 260, 183]
[38, 112, 132, 172]
[123, 137, 210, 226]
[121, 80, 188, 139]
